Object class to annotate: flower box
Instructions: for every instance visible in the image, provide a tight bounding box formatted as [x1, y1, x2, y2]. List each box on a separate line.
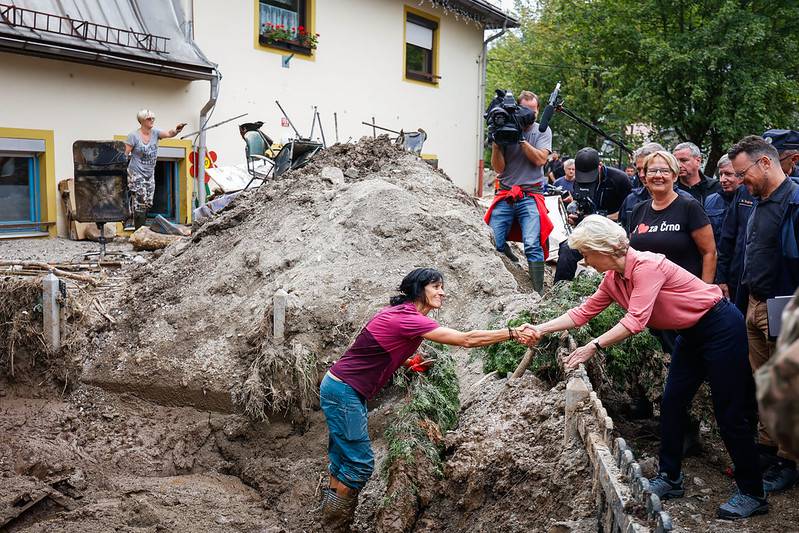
[260, 23, 319, 55]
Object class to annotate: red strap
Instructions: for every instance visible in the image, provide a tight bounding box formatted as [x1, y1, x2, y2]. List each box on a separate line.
[484, 192, 554, 260]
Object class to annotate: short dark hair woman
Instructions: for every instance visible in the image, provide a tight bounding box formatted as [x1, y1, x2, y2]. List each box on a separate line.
[320, 268, 539, 529]
[529, 215, 765, 520]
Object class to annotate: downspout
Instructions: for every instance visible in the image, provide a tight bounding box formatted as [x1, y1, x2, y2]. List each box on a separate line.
[476, 22, 508, 197]
[197, 70, 219, 208]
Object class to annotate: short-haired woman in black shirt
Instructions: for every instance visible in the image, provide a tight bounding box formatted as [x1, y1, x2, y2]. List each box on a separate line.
[629, 150, 716, 282]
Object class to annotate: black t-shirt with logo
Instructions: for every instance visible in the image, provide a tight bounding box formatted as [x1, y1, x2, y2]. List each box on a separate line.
[628, 195, 710, 277]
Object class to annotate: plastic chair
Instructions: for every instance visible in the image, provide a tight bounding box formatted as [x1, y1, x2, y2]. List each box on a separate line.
[240, 122, 276, 189]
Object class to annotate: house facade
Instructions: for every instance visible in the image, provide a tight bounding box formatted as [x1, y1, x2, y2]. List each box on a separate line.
[0, 0, 516, 238]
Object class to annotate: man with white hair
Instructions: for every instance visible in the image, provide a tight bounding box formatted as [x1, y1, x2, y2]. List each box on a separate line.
[672, 141, 720, 204]
[704, 155, 742, 244]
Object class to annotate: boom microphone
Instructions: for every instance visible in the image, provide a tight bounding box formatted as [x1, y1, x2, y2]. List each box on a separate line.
[538, 81, 561, 132]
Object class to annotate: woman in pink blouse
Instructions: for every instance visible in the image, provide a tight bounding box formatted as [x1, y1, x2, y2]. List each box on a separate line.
[530, 215, 766, 520]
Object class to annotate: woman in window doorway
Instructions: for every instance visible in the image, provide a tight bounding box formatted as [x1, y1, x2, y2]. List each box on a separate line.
[124, 109, 186, 229]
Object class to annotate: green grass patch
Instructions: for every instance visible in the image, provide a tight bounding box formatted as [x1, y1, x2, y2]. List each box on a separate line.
[477, 273, 662, 388]
[382, 342, 460, 477]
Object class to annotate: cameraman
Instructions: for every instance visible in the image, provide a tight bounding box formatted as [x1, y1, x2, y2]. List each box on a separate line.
[486, 90, 553, 294]
[553, 147, 632, 282]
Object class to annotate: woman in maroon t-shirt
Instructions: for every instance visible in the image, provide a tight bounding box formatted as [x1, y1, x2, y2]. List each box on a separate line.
[319, 268, 539, 529]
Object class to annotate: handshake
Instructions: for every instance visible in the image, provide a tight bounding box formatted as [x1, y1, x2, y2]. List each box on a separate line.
[511, 323, 542, 347]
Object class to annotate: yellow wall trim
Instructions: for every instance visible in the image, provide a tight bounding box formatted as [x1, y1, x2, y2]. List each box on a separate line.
[402, 5, 440, 89]
[253, 0, 317, 61]
[0, 127, 57, 236]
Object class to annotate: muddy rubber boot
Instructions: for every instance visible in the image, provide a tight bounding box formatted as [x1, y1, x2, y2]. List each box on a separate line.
[133, 211, 147, 230]
[321, 484, 358, 533]
[528, 261, 545, 295]
[502, 242, 520, 263]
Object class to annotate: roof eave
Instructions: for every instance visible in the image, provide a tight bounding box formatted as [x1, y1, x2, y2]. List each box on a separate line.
[450, 0, 520, 29]
[0, 35, 215, 81]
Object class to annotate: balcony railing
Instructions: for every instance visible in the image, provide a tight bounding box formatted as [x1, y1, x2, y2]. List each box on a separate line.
[0, 3, 169, 53]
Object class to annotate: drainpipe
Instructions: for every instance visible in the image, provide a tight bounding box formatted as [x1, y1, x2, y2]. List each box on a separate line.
[476, 23, 508, 197]
[197, 70, 220, 207]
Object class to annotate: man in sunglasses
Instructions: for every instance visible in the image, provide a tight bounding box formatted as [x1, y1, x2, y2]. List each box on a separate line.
[728, 134, 799, 494]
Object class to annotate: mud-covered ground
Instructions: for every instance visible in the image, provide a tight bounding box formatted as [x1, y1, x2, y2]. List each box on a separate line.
[1, 356, 597, 532]
[617, 414, 799, 532]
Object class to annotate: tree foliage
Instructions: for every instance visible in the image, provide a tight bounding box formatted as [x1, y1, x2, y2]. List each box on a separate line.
[488, 0, 799, 172]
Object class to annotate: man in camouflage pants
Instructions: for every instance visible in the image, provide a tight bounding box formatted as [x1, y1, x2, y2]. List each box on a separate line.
[757, 289, 799, 459]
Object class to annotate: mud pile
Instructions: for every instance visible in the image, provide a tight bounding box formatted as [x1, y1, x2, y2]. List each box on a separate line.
[82, 136, 536, 418]
[415, 376, 596, 532]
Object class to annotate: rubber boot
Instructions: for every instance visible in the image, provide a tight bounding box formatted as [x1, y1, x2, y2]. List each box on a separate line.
[502, 242, 520, 263]
[528, 261, 545, 295]
[133, 211, 147, 230]
[321, 481, 358, 533]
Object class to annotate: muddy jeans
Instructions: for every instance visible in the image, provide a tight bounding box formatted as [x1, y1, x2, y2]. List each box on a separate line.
[746, 295, 796, 461]
[320, 373, 374, 490]
[659, 299, 763, 496]
[127, 168, 155, 214]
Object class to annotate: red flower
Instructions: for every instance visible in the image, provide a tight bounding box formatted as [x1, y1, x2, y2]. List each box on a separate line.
[298, 25, 305, 31]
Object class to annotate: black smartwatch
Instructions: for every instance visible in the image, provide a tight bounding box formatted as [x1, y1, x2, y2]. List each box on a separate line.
[593, 339, 603, 351]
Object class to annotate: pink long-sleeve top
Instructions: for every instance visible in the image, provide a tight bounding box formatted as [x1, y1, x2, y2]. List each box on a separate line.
[567, 248, 723, 333]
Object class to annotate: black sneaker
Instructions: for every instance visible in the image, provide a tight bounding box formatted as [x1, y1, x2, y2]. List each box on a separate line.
[648, 472, 685, 500]
[717, 490, 768, 520]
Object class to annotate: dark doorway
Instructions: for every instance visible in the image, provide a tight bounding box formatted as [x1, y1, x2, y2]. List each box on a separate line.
[150, 160, 178, 222]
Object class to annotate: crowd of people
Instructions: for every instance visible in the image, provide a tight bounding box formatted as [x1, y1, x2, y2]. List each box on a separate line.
[482, 96, 799, 521]
[532, 127, 798, 519]
[316, 89, 799, 530]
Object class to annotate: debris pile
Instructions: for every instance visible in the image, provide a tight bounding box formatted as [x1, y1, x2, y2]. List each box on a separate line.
[82, 136, 536, 419]
[408, 376, 597, 532]
[0, 137, 602, 532]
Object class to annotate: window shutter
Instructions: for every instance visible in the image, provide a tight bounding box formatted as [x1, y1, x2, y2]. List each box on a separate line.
[406, 21, 433, 50]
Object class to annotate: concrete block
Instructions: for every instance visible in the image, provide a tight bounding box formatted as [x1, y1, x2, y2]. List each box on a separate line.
[42, 273, 60, 352]
[273, 288, 288, 341]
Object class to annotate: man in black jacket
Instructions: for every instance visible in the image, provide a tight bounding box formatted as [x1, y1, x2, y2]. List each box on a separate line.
[729, 135, 799, 494]
[673, 141, 721, 204]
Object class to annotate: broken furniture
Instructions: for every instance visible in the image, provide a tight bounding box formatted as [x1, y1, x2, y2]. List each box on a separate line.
[240, 121, 277, 189]
[72, 141, 129, 258]
[272, 139, 323, 178]
[360, 121, 428, 154]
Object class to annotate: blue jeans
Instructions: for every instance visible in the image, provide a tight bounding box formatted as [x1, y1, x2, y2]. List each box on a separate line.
[489, 196, 544, 262]
[658, 300, 762, 496]
[320, 373, 374, 490]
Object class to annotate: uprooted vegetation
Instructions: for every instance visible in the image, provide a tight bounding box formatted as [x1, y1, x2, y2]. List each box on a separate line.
[478, 273, 667, 415]
[0, 277, 87, 389]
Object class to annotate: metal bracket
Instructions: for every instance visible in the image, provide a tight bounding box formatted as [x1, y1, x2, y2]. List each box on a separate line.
[282, 53, 294, 68]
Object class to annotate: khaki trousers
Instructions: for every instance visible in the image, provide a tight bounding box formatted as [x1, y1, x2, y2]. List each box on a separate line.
[747, 295, 796, 461]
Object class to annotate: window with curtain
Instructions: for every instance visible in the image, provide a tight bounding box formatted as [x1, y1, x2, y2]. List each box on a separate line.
[405, 12, 438, 84]
[260, 0, 300, 36]
[258, 0, 315, 53]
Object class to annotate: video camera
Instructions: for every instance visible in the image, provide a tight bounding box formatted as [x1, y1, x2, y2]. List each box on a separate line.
[566, 188, 608, 224]
[484, 89, 535, 146]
